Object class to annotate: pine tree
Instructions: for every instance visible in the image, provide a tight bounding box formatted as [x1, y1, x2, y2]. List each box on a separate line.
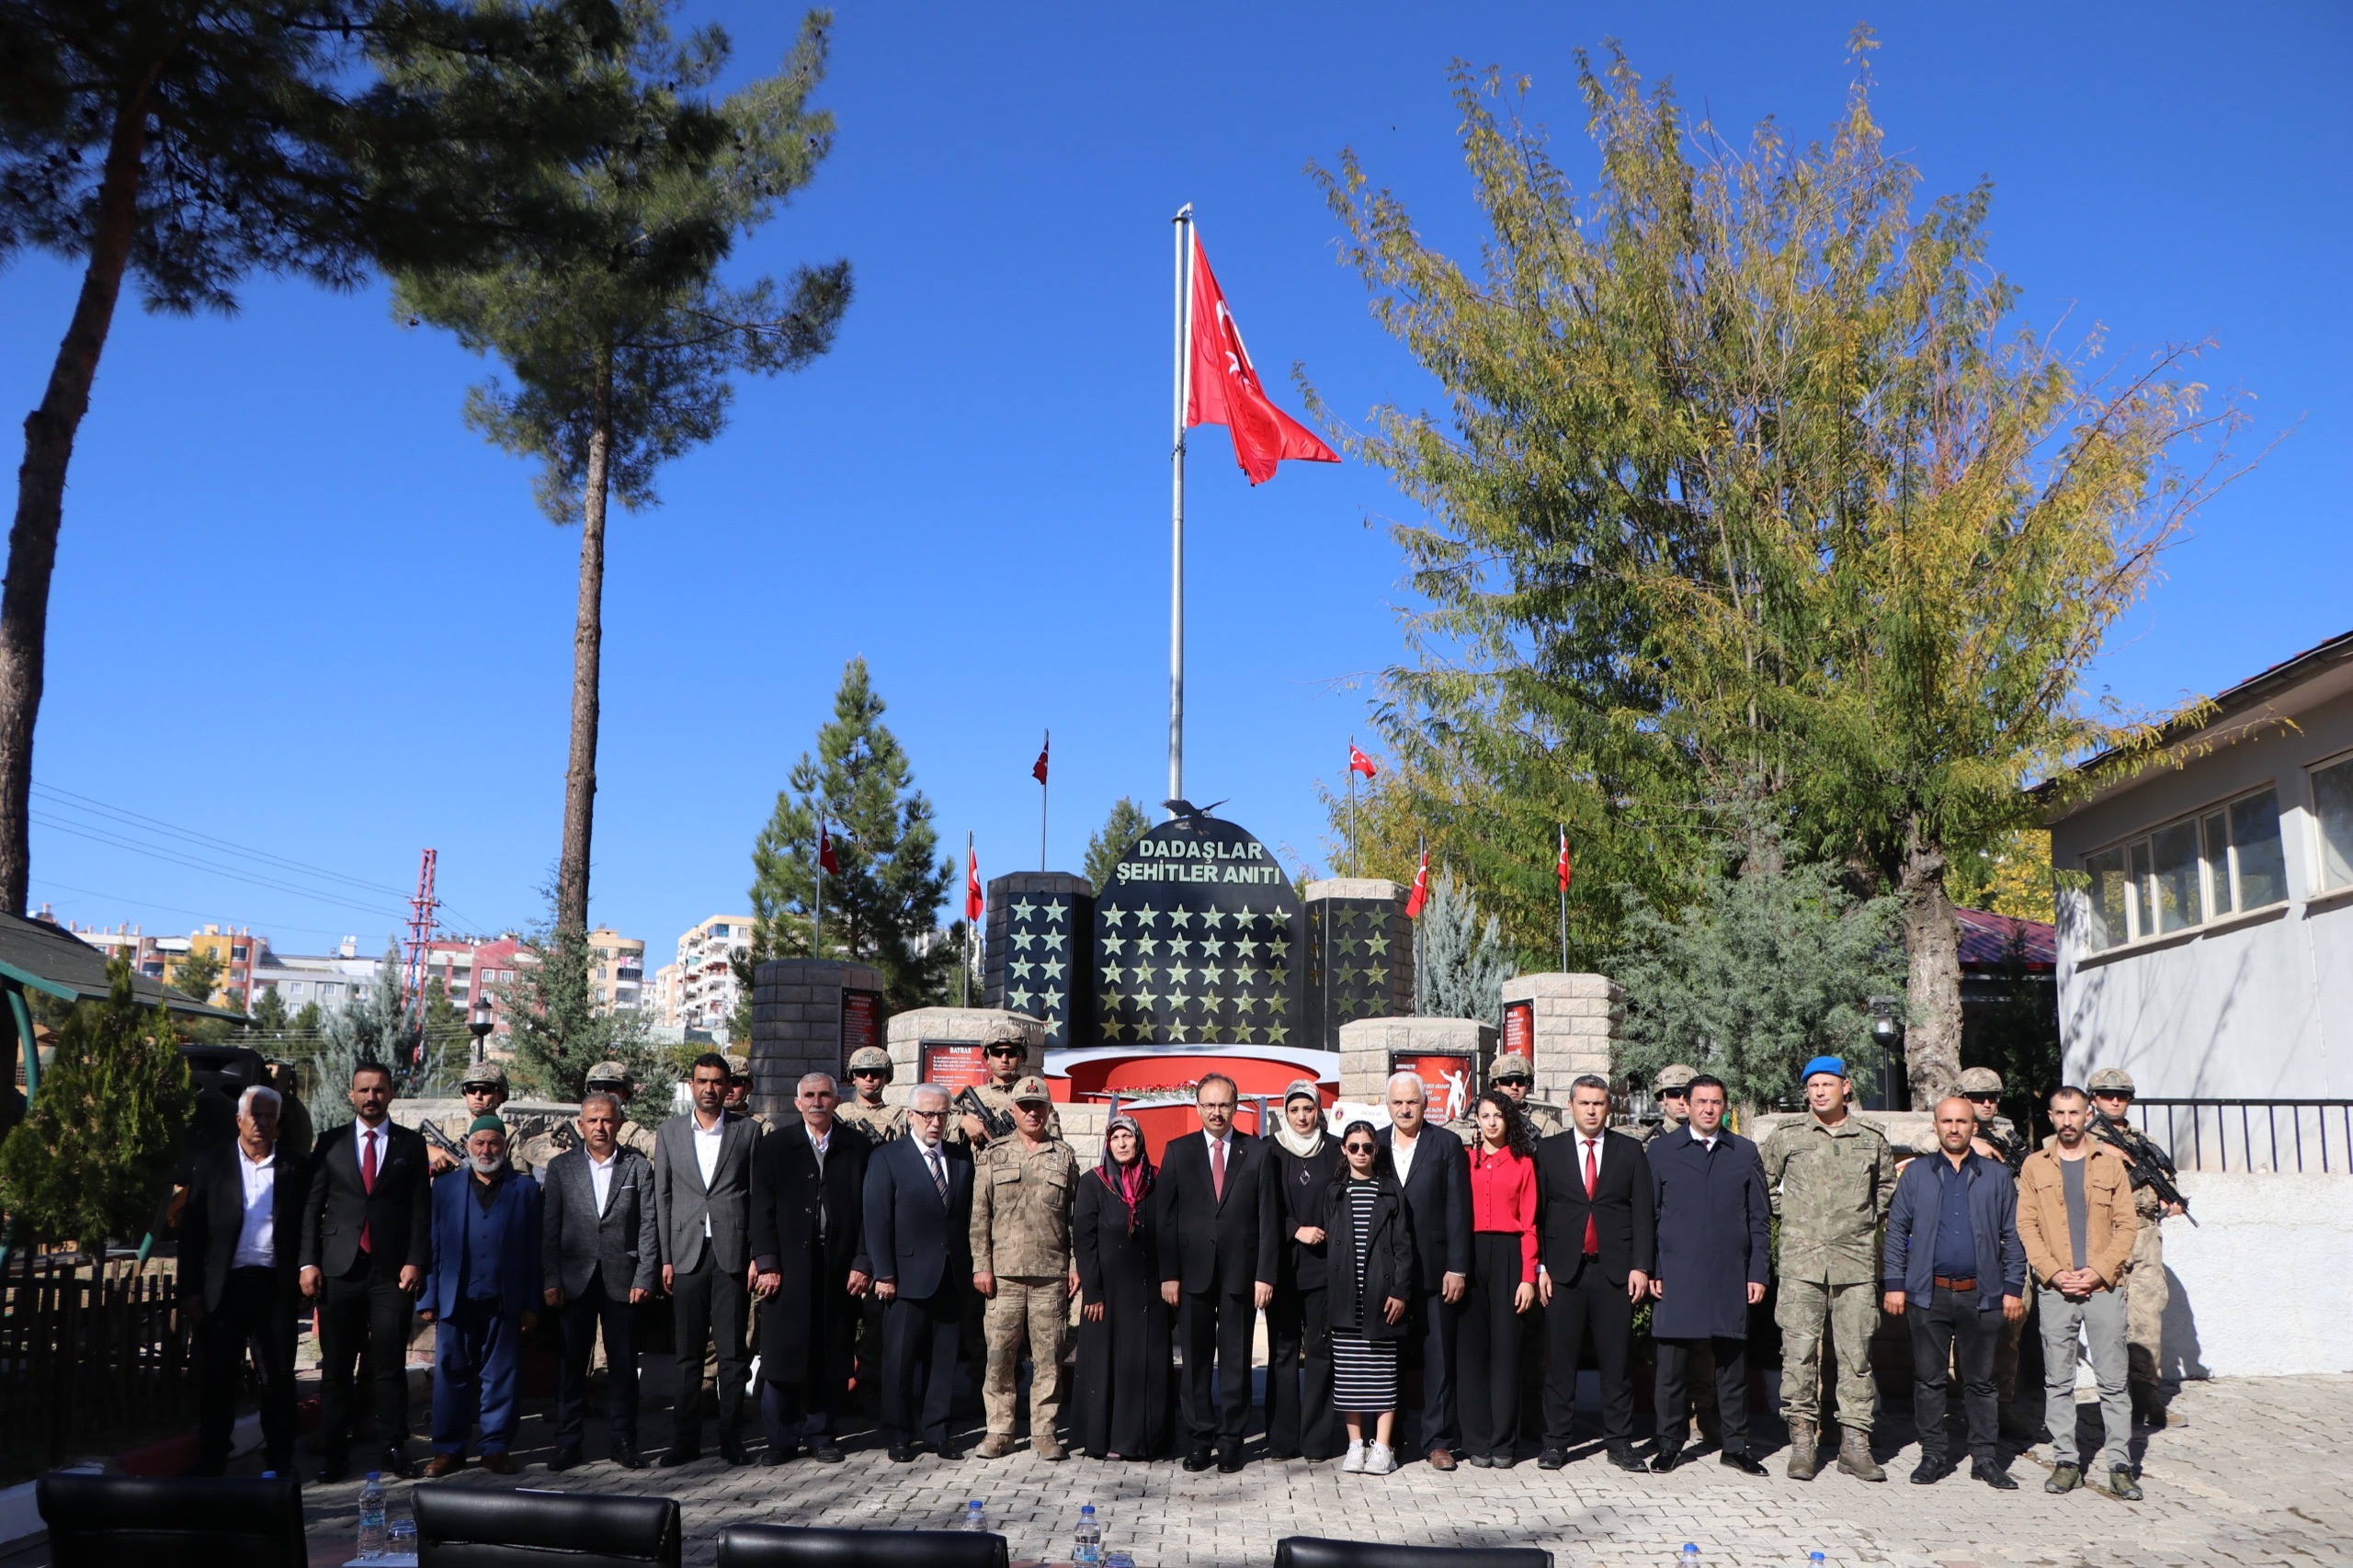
[747, 658, 953, 1011]
[1412, 869, 1513, 1024]
[501, 912, 676, 1122]
[0, 960, 192, 1247]
[168, 946, 223, 1005]
[391, 1, 851, 941]
[1084, 797, 1154, 892]
[249, 986, 290, 1032]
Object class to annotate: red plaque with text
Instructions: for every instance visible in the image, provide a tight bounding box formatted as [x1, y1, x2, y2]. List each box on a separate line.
[1392, 1052, 1476, 1126]
[1502, 1000, 1534, 1062]
[922, 1042, 990, 1092]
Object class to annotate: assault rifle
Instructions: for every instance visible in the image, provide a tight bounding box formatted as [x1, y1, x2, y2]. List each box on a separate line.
[418, 1117, 465, 1162]
[954, 1085, 1015, 1145]
[2090, 1113, 2198, 1226]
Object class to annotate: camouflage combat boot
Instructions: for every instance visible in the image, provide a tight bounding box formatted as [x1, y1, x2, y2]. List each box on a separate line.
[1836, 1424, 1885, 1482]
[1785, 1420, 1820, 1481]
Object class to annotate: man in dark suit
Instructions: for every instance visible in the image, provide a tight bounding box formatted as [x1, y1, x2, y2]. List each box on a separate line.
[653, 1051, 763, 1466]
[1156, 1073, 1277, 1472]
[1534, 1074, 1654, 1471]
[417, 1117, 543, 1475]
[540, 1089, 659, 1471]
[1381, 1071, 1473, 1471]
[182, 1084, 311, 1475]
[863, 1082, 973, 1461]
[1645, 1074, 1772, 1475]
[301, 1060, 432, 1482]
[751, 1072, 872, 1464]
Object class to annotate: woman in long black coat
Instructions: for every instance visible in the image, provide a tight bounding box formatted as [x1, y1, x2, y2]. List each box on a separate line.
[1072, 1115, 1173, 1460]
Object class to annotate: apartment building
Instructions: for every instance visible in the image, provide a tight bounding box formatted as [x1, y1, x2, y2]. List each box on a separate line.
[674, 915, 756, 1041]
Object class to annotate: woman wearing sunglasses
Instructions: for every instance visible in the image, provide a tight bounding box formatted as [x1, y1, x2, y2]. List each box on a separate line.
[1324, 1119, 1415, 1474]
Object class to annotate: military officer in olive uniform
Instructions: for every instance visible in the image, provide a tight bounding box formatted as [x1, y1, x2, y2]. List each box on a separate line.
[1760, 1055, 1898, 1481]
[1958, 1065, 2039, 1438]
[951, 1017, 1061, 1150]
[836, 1047, 907, 1145]
[2088, 1068, 2180, 1426]
[970, 1076, 1080, 1460]
[585, 1062, 661, 1160]
[1448, 1052, 1561, 1140]
[425, 1062, 534, 1176]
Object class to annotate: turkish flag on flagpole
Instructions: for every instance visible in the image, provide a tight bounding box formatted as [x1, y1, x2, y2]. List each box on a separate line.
[1347, 742, 1377, 778]
[819, 823, 840, 876]
[1556, 827, 1573, 892]
[1186, 230, 1340, 485]
[1405, 850, 1431, 919]
[1032, 734, 1049, 784]
[965, 844, 983, 922]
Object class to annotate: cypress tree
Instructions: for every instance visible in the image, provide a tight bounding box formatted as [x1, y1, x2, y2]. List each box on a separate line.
[1411, 868, 1513, 1024]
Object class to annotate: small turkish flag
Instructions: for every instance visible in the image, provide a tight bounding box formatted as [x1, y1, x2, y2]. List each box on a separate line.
[1347, 742, 1377, 779]
[1556, 828, 1573, 893]
[1405, 850, 1430, 919]
[1187, 230, 1340, 485]
[1032, 733, 1049, 785]
[819, 823, 839, 877]
[965, 845, 984, 922]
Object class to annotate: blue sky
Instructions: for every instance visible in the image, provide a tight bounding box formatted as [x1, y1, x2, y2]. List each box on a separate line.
[5, 0, 2347, 964]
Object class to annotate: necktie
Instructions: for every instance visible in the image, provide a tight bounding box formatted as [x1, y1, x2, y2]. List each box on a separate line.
[1582, 1138, 1600, 1256]
[1211, 1136, 1226, 1202]
[928, 1146, 948, 1204]
[359, 1129, 378, 1255]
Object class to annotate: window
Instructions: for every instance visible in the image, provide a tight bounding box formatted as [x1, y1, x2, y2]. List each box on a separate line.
[320, 983, 339, 1002]
[2080, 786, 2289, 951]
[231, 944, 248, 960]
[288, 981, 306, 998]
[2314, 755, 2353, 892]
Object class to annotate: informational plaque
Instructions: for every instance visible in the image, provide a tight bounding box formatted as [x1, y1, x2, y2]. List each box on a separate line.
[1093, 812, 1304, 1049]
[841, 988, 881, 1069]
[1393, 1052, 1476, 1126]
[922, 1043, 990, 1091]
[1501, 999, 1534, 1062]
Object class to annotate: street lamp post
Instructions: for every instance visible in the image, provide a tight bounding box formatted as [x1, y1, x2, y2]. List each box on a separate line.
[470, 996, 496, 1064]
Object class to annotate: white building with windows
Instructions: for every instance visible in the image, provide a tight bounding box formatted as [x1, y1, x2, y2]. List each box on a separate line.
[673, 915, 756, 1042]
[2046, 629, 2353, 1097]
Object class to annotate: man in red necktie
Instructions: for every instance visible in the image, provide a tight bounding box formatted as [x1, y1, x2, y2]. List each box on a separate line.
[1532, 1074, 1654, 1472]
[1156, 1074, 1276, 1472]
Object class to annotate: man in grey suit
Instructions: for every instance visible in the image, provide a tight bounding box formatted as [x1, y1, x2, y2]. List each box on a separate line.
[542, 1090, 660, 1471]
[654, 1051, 762, 1466]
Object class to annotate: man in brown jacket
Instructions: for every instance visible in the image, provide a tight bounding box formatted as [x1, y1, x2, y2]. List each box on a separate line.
[2016, 1085, 2142, 1500]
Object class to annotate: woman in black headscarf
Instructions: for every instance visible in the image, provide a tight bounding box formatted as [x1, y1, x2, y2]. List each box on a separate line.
[1072, 1114, 1173, 1460]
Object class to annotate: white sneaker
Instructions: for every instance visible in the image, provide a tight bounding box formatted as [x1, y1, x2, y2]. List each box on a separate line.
[1365, 1442, 1398, 1475]
[1341, 1439, 1367, 1473]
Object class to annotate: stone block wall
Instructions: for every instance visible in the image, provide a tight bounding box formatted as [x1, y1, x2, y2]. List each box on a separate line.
[881, 1007, 1044, 1105]
[1336, 1015, 1498, 1108]
[1499, 972, 1623, 1108]
[749, 959, 887, 1119]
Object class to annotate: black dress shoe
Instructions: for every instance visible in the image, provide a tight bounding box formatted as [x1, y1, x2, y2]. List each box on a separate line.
[1266, 1448, 1301, 1462]
[758, 1447, 790, 1467]
[657, 1447, 702, 1469]
[1650, 1447, 1683, 1473]
[1911, 1456, 1950, 1484]
[1608, 1445, 1646, 1472]
[612, 1443, 645, 1471]
[1972, 1460, 2019, 1491]
[1217, 1451, 1245, 1473]
[549, 1445, 583, 1472]
[381, 1445, 418, 1481]
[720, 1437, 749, 1466]
[812, 1439, 846, 1463]
[888, 1444, 918, 1463]
[1537, 1448, 1568, 1471]
[937, 1442, 963, 1461]
[1720, 1451, 1768, 1476]
[1182, 1450, 1214, 1471]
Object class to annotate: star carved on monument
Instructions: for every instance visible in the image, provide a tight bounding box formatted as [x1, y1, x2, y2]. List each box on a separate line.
[1267, 1023, 1289, 1045]
[1199, 936, 1226, 958]
[1366, 965, 1389, 989]
[1165, 963, 1193, 988]
[1013, 898, 1038, 922]
[1233, 936, 1259, 959]
[1009, 959, 1034, 981]
[1041, 987, 1063, 1012]
[1269, 937, 1291, 960]
[1135, 935, 1161, 957]
[1102, 908, 1129, 929]
[1012, 930, 1037, 950]
[1366, 933, 1390, 957]
[1199, 965, 1224, 989]
[1101, 1017, 1126, 1041]
[1042, 930, 1067, 951]
[1042, 958, 1065, 981]
[1043, 899, 1067, 919]
[1102, 935, 1127, 956]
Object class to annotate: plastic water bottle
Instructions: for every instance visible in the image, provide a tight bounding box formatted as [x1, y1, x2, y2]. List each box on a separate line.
[1808, 1555, 1825, 1568]
[358, 1474, 388, 1561]
[962, 1500, 986, 1533]
[1679, 1548, 1699, 1568]
[1073, 1504, 1102, 1567]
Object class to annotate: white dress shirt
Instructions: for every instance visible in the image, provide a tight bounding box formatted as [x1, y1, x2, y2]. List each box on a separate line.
[588, 1148, 619, 1214]
[232, 1145, 278, 1268]
[1391, 1129, 1420, 1187]
[1693, 1126, 1721, 1152]
[1573, 1128, 1607, 1181]
[693, 1110, 727, 1234]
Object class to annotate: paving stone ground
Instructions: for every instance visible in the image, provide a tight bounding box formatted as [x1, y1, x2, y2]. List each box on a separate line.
[295, 1376, 2353, 1568]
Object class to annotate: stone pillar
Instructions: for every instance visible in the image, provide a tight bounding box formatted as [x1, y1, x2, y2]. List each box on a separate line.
[749, 958, 888, 1119]
[882, 1007, 1045, 1106]
[983, 871, 1096, 1048]
[1302, 878, 1413, 1052]
[1337, 1016, 1497, 1119]
[1498, 972, 1623, 1109]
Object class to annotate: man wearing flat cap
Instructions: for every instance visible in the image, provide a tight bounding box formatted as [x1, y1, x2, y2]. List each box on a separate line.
[970, 1075, 1080, 1460]
[418, 1115, 543, 1476]
[1760, 1055, 1897, 1482]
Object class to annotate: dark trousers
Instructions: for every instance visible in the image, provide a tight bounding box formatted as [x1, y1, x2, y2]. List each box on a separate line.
[430, 1299, 522, 1455]
[1408, 1287, 1461, 1456]
[555, 1274, 639, 1448]
[1540, 1260, 1636, 1447]
[1176, 1288, 1256, 1455]
[669, 1254, 747, 1450]
[1656, 1335, 1749, 1455]
[1266, 1283, 1336, 1460]
[881, 1282, 966, 1449]
[1908, 1286, 2000, 1464]
[196, 1268, 298, 1471]
[1458, 1233, 1529, 1460]
[317, 1265, 414, 1460]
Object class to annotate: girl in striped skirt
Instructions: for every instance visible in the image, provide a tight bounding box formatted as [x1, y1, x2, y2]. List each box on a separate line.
[1323, 1119, 1416, 1474]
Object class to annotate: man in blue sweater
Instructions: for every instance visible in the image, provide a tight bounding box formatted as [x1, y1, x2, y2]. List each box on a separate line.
[1883, 1096, 2027, 1489]
[418, 1115, 543, 1476]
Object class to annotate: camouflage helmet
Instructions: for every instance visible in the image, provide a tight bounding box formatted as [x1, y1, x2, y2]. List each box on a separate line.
[722, 1051, 751, 1079]
[982, 1014, 1041, 1049]
[1490, 1052, 1535, 1084]
[847, 1046, 892, 1075]
[585, 1060, 632, 1089]
[461, 1059, 509, 1092]
[2087, 1067, 2136, 1096]
[1956, 1066, 2005, 1096]
[1652, 1062, 1699, 1094]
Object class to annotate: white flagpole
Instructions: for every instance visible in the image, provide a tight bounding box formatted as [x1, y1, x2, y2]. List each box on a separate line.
[813, 810, 824, 959]
[963, 828, 973, 1007]
[1039, 729, 1050, 871]
[1169, 204, 1193, 815]
[1348, 737, 1358, 877]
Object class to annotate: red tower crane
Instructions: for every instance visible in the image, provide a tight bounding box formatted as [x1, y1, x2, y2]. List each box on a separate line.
[403, 848, 439, 1063]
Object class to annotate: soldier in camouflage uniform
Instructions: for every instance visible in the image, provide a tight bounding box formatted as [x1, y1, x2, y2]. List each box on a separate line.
[1634, 1063, 1716, 1437]
[2089, 1068, 2178, 1427]
[585, 1062, 661, 1160]
[951, 1017, 1061, 1150]
[1448, 1053, 1561, 1140]
[836, 1046, 906, 1145]
[723, 1052, 775, 1135]
[970, 1076, 1080, 1460]
[1959, 1066, 2039, 1440]
[425, 1061, 536, 1176]
[1761, 1055, 1897, 1482]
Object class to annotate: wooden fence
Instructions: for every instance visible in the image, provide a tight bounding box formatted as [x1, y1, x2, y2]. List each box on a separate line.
[0, 1245, 190, 1472]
